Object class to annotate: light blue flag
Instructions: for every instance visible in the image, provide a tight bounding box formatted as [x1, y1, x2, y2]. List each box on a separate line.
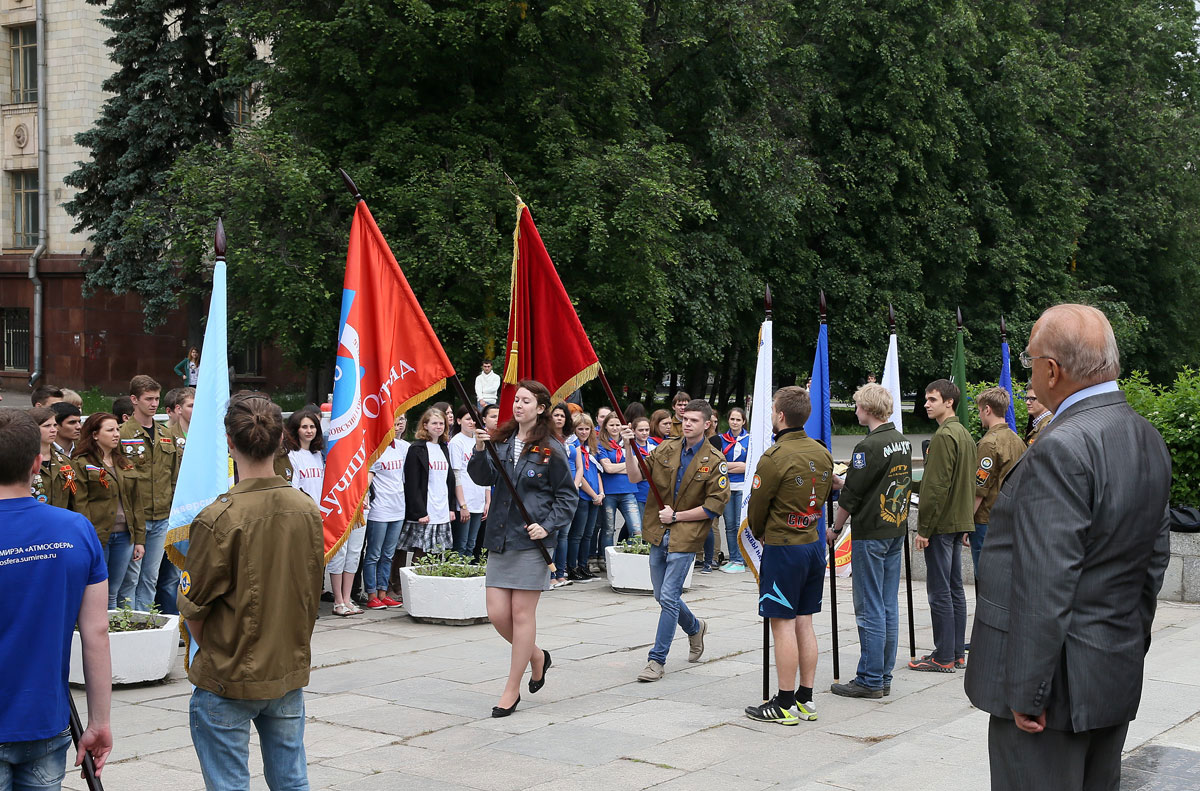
[166, 257, 231, 668]
[1000, 340, 1018, 433]
[803, 322, 832, 542]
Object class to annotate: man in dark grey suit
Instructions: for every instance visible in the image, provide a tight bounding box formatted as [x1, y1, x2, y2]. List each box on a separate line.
[964, 304, 1171, 790]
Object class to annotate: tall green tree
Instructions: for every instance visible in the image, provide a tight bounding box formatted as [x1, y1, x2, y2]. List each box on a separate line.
[64, 0, 245, 324]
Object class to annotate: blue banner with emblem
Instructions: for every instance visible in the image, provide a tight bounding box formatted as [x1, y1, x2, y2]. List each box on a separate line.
[804, 321, 832, 544]
[1000, 339, 1018, 433]
[165, 255, 231, 668]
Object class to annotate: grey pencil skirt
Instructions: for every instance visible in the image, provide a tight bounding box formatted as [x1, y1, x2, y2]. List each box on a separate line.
[485, 546, 551, 591]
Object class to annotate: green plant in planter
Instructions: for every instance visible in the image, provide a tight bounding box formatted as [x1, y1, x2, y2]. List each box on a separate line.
[108, 603, 162, 633]
[616, 537, 652, 556]
[411, 551, 487, 578]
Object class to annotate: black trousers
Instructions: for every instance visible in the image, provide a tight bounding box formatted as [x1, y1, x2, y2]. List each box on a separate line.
[988, 714, 1127, 791]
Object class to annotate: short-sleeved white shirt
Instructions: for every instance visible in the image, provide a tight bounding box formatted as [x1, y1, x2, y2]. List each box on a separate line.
[424, 442, 451, 524]
[448, 432, 487, 512]
[369, 438, 409, 522]
[288, 448, 324, 505]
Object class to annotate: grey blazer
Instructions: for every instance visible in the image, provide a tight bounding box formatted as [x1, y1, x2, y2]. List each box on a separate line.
[467, 435, 576, 553]
[964, 390, 1171, 733]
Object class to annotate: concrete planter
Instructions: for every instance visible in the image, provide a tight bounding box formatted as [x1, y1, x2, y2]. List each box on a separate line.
[399, 566, 489, 625]
[71, 611, 180, 685]
[605, 545, 694, 594]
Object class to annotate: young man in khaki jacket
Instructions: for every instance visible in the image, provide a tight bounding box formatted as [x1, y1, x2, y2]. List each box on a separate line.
[623, 399, 729, 682]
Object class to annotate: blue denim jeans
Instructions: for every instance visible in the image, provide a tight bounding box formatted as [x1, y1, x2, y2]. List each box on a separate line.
[925, 532, 967, 663]
[591, 504, 609, 559]
[648, 530, 700, 665]
[969, 522, 987, 580]
[603, 493, 642, 549]
[452, 512, 483, 556]
[851, 536, 903, 690]
[722, 489, 745, 565]
[0, 729, 70, 791]
[190, 687, 308, 791]
[103, 530, 135, 609]
[155, 552, 181, 615]
[364, 519, 404, 594]
[120, 517, 168, 611]
[569, 500, 599, 569]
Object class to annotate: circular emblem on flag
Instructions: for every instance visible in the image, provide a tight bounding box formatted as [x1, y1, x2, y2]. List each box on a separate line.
[180, 570, 191, 595]
[980, 457, 994, 470]
[752, 474, 762, 490]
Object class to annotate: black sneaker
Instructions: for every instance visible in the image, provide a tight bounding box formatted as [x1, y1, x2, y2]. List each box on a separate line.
[745, 695, 801, 726]
[830, 680, 884, 699]
[955, 655, 967, 670]
[908, 654, 955, 673]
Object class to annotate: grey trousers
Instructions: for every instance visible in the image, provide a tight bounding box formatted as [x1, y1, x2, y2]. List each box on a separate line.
[988, 714, 1128, 791]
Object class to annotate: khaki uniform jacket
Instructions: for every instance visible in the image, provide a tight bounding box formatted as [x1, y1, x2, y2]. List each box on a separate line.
[837, 423, 912, 541]
[641, 436, 730, 553]
[273, 450, 295, 483]
[747, 428, 834, 546]
[974, 423, 1026, 524]
[915, 417, 976, 537]
[120, 419, 181, 520]
[178, 476, 324, 700]
[33, 447, 77, 510]
[71, 456, 145, 547]
[1025, 411, 1050, 447]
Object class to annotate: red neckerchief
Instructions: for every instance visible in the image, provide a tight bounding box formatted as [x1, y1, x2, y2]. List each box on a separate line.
[581, 449, 591, 471]
[607, 439, 624, 463]
[722, 430, 747, 457]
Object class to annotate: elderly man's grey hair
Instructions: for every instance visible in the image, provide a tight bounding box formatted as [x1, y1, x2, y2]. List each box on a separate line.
[1030, 304, 1120, 385]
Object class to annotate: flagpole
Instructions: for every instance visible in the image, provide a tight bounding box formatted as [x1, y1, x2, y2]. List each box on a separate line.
[337, 169, 553, 570]
[894, 304, 917, 659]
[597, 370, 667, 510]
[68, 694, 102, 791]
[762, 285, 772, 703]
[820, 290, 840, 684]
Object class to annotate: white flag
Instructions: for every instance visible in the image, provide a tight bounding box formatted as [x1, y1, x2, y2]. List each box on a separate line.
[882, 332, 903, 432]
[737, 319, 772, 582]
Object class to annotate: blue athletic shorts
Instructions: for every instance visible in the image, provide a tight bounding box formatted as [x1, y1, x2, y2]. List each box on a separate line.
[757, 542, 826, 618]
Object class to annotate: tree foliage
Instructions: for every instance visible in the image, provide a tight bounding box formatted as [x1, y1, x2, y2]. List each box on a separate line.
[71, 0, 1200, 399]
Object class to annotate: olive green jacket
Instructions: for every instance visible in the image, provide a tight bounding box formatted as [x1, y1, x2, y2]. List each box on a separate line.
[838, 422, 912, 541]
[120, 419, 182, 521]
[915, 417, 976, 537]
[640, 436, 730, 553]
[974, 423, 1026, 524]
[747, 428, 834, 546]
[71, 456, 145, 547]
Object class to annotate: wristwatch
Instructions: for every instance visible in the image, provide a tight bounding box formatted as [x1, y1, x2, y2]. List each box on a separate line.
[671, 509, 678, 524]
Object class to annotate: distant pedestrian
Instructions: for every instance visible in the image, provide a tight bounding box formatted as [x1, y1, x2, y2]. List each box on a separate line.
[567, 413, 602, 581]
[450, 405, 489, 557]
[397, 407, 456, 564]
[364, 412, 408, 611]
[175, 346, 200, 386]
[475, 360, 501, 409]
[717, 407, 749, 574]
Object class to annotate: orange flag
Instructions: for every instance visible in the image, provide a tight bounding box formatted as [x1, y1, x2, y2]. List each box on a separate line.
[322, 201, 456, 560]
[499, 200, 600, 420]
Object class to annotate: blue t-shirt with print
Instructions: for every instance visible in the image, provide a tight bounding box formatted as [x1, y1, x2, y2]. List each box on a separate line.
[0, 498, 106, 741]
[632, 439, 657, 503]
[596, 441, 636, 495]
[576, 447, 602, 501]
[719, 430, 750, 483]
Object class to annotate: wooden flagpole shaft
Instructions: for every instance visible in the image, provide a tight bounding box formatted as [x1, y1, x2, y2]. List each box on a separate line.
[449, 375, 553, 568]
[69, 693, 103, 791]
[828, 500, 840, 683]
[596, 369, 667, 510]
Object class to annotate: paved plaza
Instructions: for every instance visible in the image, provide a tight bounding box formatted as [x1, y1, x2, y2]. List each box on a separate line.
[73, 566, 1200, 791]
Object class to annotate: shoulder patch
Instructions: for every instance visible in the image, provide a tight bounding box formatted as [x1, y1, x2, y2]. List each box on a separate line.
[980, 457, 993, 470]
[852, 452, 866, 469]
[179, 570, 191, 595]
[752, 474, 762, 489]
[976, 468, 990, 487]
[717, 475, 728, 489]
[718, 462, 728, 474]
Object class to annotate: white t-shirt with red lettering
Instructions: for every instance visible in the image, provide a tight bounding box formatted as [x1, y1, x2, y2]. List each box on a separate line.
[448, 432, 487, 513]
[288, 448, 325, 505]
[424, 441, 451, 524]
[369, 438, 409, 522]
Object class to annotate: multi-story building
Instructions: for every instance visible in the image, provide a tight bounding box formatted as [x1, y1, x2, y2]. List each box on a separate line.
[0, 0, 293, 396]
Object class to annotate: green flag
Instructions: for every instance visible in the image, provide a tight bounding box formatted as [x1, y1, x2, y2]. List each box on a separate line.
[951, 327, 969, 429]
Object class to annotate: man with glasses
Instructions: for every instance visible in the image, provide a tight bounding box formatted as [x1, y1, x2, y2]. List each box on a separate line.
[1022, 383, 1051, 446]
[967, 304, 1171, 791]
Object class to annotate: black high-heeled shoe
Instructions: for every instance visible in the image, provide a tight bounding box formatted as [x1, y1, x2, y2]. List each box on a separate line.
[491, 695, 520, 718]
[529, 650, 552, 694]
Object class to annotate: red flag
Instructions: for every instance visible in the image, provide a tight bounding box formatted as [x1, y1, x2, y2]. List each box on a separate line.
[321, 201, 456, 560]
[499, 200, 600, 420]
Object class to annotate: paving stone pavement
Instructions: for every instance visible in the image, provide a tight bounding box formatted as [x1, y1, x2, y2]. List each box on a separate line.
[70, 568, 1200, 790]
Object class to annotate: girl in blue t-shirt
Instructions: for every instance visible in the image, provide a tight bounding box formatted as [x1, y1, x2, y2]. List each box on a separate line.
[718, 407, 750, 572]
[629, 416, 657, 508]
[567, 414, 603, 580]
[596, 413, 642, 549]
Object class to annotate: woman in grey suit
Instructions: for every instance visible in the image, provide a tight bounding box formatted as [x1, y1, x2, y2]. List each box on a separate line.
[468, 379, 577, 717]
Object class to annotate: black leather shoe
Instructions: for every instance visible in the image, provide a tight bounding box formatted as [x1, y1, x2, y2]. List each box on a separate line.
[492, 695, 520, 718]
[529, 650, 552, 694]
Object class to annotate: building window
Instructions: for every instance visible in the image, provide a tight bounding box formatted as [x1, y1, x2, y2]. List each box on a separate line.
[224, 87, 255, 126]
[12, 170, 37, 248]
[10, 25, 36, 104]
[232, 343, 262, 377]
[1, 307, 30, 371]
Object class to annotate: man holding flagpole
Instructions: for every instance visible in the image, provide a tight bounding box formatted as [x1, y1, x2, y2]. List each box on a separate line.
[743, 386, 833, 725]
